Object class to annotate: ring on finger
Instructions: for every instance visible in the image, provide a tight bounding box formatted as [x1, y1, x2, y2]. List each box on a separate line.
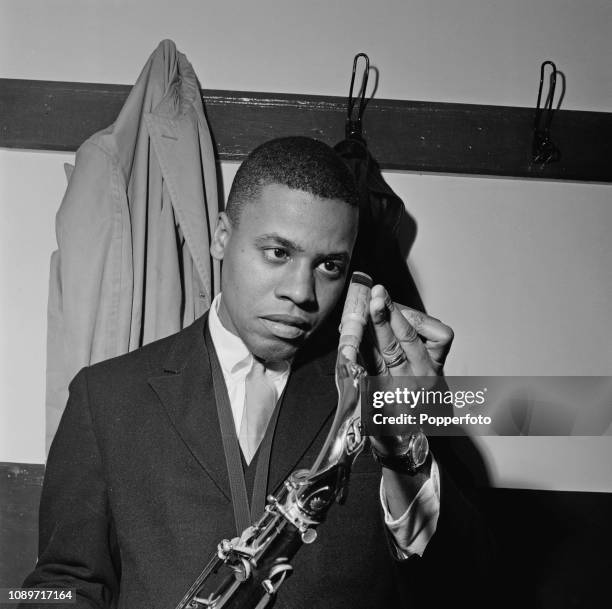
[374, 356, 388, 375]
[381, 341, 406, 368]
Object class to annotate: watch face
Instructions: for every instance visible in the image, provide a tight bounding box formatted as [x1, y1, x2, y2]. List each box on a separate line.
[410, 432, 429, 469]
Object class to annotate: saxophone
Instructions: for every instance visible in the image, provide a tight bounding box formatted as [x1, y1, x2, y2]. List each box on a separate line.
[174, 272, 373, 609]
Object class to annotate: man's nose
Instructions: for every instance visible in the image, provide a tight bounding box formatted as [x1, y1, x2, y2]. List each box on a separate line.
[275, 262, 316, 308]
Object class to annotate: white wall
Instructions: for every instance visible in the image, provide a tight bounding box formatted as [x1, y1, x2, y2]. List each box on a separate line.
[1, 0, 611, 491]
[2, 0, 611, 111]
[0, 150, 74, 463]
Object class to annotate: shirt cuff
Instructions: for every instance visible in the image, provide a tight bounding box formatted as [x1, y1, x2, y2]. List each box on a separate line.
[379, 457, 441, 559]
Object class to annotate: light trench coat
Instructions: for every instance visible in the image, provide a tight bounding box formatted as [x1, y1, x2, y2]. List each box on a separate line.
[46, 40, 219, 450]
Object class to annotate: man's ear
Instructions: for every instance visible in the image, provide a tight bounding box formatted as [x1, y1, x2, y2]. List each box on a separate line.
[210, 212, 232, 260]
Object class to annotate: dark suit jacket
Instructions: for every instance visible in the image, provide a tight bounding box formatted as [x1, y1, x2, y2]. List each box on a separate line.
[24, 316, 494, 609]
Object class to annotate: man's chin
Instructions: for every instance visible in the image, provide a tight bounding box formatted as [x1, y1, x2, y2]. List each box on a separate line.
[251, 336, 306, 363]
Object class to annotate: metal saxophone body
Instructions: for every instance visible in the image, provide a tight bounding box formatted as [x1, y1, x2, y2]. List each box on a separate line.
[174, 272, 372, 609]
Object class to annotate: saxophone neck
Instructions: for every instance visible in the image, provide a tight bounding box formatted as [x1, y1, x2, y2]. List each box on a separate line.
[308, 349, 366, 481]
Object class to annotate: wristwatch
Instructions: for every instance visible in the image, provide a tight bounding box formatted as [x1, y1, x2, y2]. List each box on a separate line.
[371, 430, 430, 474]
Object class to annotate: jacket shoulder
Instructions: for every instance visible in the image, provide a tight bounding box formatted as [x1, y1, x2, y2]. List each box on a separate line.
[84, 314, 207, 384]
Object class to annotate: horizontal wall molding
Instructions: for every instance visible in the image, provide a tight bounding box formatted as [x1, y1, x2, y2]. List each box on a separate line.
[1, 78, 611, 182]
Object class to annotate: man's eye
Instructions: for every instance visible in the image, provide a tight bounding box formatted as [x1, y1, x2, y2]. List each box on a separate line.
[263, 248, 289, 262]
[318, 260, 344, 277]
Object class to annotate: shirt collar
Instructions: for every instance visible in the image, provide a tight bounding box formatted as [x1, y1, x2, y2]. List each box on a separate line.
[208, 293, 290, 379]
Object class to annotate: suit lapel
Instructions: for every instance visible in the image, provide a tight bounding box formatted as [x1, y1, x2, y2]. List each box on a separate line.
[269, 347, 338, 492]
[147, 316, 341, 502]
[148, 315, 230, 500]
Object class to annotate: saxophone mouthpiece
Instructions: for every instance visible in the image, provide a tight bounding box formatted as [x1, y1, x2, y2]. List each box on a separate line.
[339, 272, 373, 362]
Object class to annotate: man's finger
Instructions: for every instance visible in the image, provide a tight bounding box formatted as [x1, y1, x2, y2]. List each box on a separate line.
[397, 304, 454, 366]
[363, 324, 389, 376]
[370, 285, 430, 375]
[370, 287, 410, 374]
[385, 298, 434, 375]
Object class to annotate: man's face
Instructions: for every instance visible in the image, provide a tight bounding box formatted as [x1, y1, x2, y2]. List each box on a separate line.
[211, 183, 359, 362]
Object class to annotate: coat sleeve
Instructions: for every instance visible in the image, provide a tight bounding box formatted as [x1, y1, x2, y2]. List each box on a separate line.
[389, 454, 499, 608]
[22, 368, 121, 609]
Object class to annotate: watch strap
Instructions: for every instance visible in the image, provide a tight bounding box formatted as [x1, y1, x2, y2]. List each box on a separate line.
[371, 433, 430, 474]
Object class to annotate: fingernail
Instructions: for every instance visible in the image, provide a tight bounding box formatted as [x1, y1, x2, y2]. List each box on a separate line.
[371, 284, 384, 299]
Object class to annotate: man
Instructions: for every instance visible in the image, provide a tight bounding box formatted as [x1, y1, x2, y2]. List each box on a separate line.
[23, 137, 490, 608]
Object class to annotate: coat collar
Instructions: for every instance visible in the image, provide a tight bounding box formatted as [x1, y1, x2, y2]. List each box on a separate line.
[144, 104, 219, 304]
[148, 315, 338, 503]
[144, 104, 219, 300]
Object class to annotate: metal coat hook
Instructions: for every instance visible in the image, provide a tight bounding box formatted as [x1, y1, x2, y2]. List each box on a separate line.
[346, 53, 370, 140]
[533, 60, 561, 165]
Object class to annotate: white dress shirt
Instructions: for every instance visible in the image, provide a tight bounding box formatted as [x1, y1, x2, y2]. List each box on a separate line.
[208, 294, 290, 437]
[207, 293, 440, 557]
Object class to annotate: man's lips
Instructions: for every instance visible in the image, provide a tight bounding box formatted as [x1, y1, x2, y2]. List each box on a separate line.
[260, 315, 311, 340]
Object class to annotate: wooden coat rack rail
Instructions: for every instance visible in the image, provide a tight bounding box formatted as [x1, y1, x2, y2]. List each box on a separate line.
[1, 78, 611, 182]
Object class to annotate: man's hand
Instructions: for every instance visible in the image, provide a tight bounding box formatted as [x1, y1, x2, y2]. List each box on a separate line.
[368, 284, 454, 377]
[364, 284, 454, 519]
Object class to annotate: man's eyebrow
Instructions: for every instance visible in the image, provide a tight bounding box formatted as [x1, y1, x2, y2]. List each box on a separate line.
[329, 252, 351, 263]
[254, 233, 350, 261]
[254, 234, 304, 252]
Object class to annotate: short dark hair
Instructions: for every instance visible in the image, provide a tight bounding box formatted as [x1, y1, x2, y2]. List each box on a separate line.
[226, 136, 359, 225]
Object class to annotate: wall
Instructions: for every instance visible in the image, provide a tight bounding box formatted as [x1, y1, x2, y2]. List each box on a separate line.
[1, 0, 611, 490]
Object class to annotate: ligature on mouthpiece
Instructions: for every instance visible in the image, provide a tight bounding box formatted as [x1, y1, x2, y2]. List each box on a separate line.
[338, 272, 372, 362]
